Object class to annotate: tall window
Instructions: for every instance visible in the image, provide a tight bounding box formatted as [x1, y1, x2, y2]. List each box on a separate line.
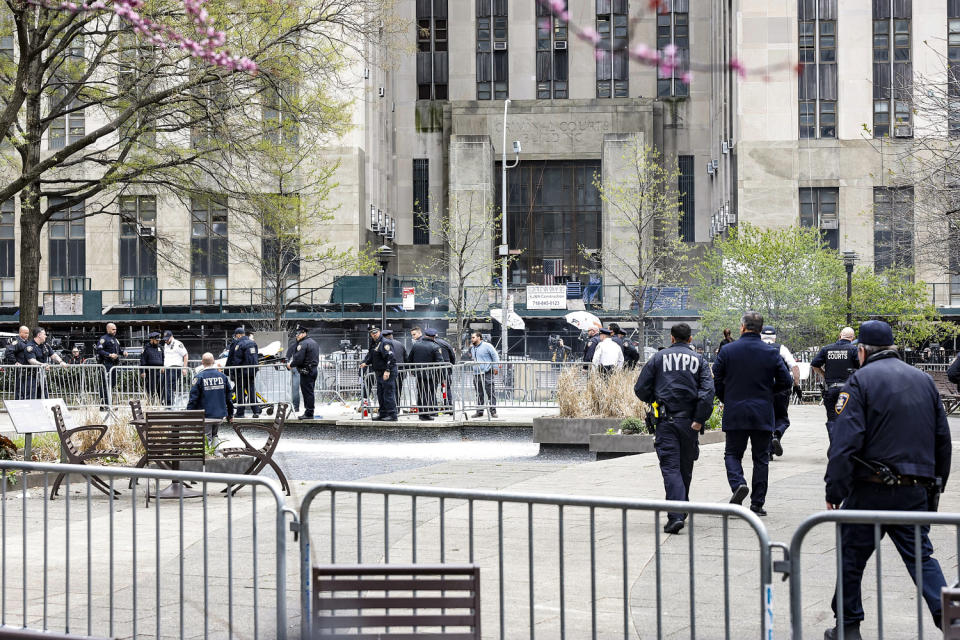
[47, 197, 86, 292]
[799, 187, 839, 250]
[119, 196, 157, 304]
[0, 199, 13, 304]
[262, 81, 299, 147]
[798, 0, 836, 138]
[413, 159, 430, 245]
[117, 32, 156, 146]
[417, 0, 448, 100]
[873, 186, 914, 270]
[536, 0, 568, 99]
[476, 0, 507, 100]
[657, 0, 689, 98]
[596, 0, 628, 98]
[949, 1, 960, 136]
[678, 156, 695, 242]
[48, 97, 85, 149]
[0, 33, 13, 59]
[873, 0, 912, 138]
[190, 196, 228, 303]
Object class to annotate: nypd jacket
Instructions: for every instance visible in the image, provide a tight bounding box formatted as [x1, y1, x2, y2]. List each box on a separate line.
[362, 338, 397, 372]
[139, 343, 164, 367]
[288, 338, 319, 372]
[825, 350, 952, 504]
[96, 334, 122, 369]
[408, 338, 444, 365]
[187, 367, 234, 420]
[711, 332, 793, 432]
[226, 337, 258, 368]
[634, 342, 715, 423]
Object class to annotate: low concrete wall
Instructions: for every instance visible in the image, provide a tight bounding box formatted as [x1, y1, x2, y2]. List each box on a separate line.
[590, 429, 725, 460]
[532, 417, 624, 445]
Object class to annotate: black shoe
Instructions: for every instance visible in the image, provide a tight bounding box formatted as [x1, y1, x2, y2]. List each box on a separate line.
[381, 415, 398, 422]
[771, 433, 783, 457]
[663, 520, 684, 535]
[730, 485, 749, 505]
[252, 413, 262, 418]
[490, 411, 498, 418]
[750, 505, 767, 517]
[235, 412, 245, 419]
[298, 413, 313, 420]
[418, 415, 434, 421]
[471, 411, 484, 418]
[824, 622, 862, 640]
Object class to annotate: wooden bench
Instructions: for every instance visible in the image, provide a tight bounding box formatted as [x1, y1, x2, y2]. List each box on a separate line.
[312, 564, 480, 639]
[50, 404, 121, 500]
[928, 371, 960, 415]
[220, 402, 291, 495]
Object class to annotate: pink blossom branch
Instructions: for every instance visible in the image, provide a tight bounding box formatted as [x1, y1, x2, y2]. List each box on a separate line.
[29, 0, 257, 74]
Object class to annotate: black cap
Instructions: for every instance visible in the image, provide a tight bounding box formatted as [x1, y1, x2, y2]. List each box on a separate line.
[163, 330, 173, 339]
[858, 320, 895, 346]
[234, 327, 246, 335]
[369, 326, 381, 334]
[148, 331, 160, 339]
[424, 328, 437, 337]
[295, 326, 308, 335]
[381, 329, 393, 336]
[760, 326, 776, 335]
[599, 328, 612, 335]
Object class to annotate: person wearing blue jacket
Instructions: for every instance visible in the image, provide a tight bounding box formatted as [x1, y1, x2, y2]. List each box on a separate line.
[187, 353, 234, 438]
[225, 327, 260, 418]
[822, 320, 951, 640]
[712, 311, 793, 516]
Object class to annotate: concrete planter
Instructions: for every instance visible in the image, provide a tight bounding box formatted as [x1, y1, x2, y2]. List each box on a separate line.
[180, 455, 254, 474]
[589, 429, 726, 460]
[533, 417, 625, 446]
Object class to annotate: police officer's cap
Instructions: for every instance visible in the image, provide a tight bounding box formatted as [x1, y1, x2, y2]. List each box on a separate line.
[424, 328, 437, 337]
[381, 329, 394, 336]
[163, 330, 173, 339]
[760, 326, 777, 336]
[599, 328, 612, 335]
[233, 327, 246, 336]
[369, 326, 381, 334]
[858, 320, 895, 346]
[295, 326, 308, 335]
[148, 331, 160, 339]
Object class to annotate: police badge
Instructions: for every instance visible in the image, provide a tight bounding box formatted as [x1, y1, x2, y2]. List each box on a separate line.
[835, 392, 850, 415]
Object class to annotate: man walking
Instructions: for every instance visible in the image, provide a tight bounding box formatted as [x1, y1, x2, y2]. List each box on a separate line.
[712, 311, 793, 516]
[286, 326, 319, 419]
[139, 332, 164, 402]
[96, 323, 125, 410]
[812, 327, 859, 441]
[187, 352, 234, 440]
[469, 331, 498, 418]
[162, 330, 189, 407]
[824, 320, 951, 639]
[634, 323, 714, 534]
[591, 328, 623, 376]
[759, 326, 801, 457]
[360, 327, 398, 421]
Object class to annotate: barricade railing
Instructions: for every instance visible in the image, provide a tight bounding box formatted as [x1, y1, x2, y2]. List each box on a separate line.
[457, 361, 586, 416]
[361, 363, 461, 420]
[109, 365, 195, 411]
[221, 363, 292, 415]
[297, 482, 774, 640]
[784, 509, 960, 639]
[0, 460, 293, 640]
[0, 365, 107, 412]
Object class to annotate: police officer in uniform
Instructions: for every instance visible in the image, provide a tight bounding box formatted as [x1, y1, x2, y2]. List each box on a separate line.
[8, 326, 29, 400]
[381, 330, 406, 405]
[360, 327, 398, 421]
[96, 323, 125, 410]
[581, 326, 600, 370]
[812, 326, 859, 439]
[407, 327, 444, 420]
[759, 326, 801, 458]
[226, 327, 260, 418]
[286, 326, 319, 419]
[187, 352, 234, 439]
[139, 332, 164, 401]
[610, 324, 640, 369]
[434, 331, 458, 412]
[24, 328, 66, 398]
[634, 323, 714, 534]
[823, 320, 951, 640]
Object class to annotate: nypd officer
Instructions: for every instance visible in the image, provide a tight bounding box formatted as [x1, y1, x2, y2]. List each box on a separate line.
[8, 325, 29, 400]
[96, 323, 125, 410]
[24, 328, 66, 398]
[811, 326, 859, 439]
[381, 330, 406, 404]
[712, 311, 793, 516]
[407, 327, 444, 420]
[634, 322, 715, 534]
[226, 327, 260, 418]
[823, 320, 951, 640]
[581, 326, 600, 370]
[187, 352, 234, 439]
[139, 332, 164, 401]
[360, 327, 398, 421]
[286, 326, 319, 419]
[434, 331, 458, 412]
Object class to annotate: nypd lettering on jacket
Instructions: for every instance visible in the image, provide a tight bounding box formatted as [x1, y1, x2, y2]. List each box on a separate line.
[202, 377, 225, 390]
[661, 350, 701, 374]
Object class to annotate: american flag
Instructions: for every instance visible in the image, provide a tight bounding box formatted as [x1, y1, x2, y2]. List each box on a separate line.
[543, 258, 564, 285]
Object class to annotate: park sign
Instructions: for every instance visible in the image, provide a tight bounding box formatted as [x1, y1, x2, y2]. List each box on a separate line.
[526, 285, 567, 310]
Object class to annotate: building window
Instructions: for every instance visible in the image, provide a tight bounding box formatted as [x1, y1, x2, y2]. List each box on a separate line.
[799, 187, 839, 250]
[596, 0, 628, 98]
[262, 81, 299, 147]
[0, 33, 13, 59]
[797, 0, 836, 139]
[0, 199, 13, 304]
[190, 196, 228, 303]
[413, 159, 429, 245]
[261, 200, 300, 304]
[119, 196, 157, 304]
[657, 0, 689, 98]
[949, 2, 960, 137]
[873, 186, 914, 270]
[536, 0, 568, 99]
[47, 197, 86, 292]
[48, 97, 84, 149]
[476, 0, 507, 100]
[417, 0, 448, 100]
[678, 155, 695, 242]
[873, 0, 912, 138]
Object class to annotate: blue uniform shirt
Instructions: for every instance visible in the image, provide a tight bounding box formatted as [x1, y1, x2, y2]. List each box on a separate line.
[363, 338, 397, 372]
[96, 334, 122, 368]
[187, 368, 234, 419]
[226, 337, 259, 367]
[712, 332, 793, 432]
[811, 339, 859, 385]
[139, 343, 164, 367]
[634, 342, 715, 424]
[289, 337, 320, 371]
[825, 350, 952, 504]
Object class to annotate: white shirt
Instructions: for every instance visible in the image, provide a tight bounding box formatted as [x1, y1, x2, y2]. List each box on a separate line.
[163, 338, 188, 367]
[592, 338, 624, 368]
[762, 336, 797, 369]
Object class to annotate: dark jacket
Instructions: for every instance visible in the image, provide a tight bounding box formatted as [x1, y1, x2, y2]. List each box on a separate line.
[407, 338, 443, 365]
[289, 337, 320, 372]
[582, 334, 600, 363]
[226, 337, 258, 368]
[187, 367, 234, 420]
[362, 338, 397, 372]
[712, 332, 793, 432]
[96, 334, 122, 369]
[613, 336, 640, 368]
[24, 340, 53, 364]
[812, 339, 859, 385]
[139, 343, 164, 367]
[5, 337, 26, 365]
[435, 337, 457, 364]
[948, 355, 960, 388]
[825, 350, 952, 504]
[386, 338, 406, 364]
[634, 342, 715, 424]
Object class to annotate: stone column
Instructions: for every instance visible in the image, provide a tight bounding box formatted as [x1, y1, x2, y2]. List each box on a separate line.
[601, 132, 644, 311]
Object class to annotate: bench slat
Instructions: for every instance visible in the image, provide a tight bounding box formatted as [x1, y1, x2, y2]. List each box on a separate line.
[314, 614, 477, 628]
[315, 578, 476, 592]
[315, 596, 477, 610]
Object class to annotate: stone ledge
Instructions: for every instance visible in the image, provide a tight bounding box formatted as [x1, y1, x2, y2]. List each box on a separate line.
[533, 417, 624, 445]
[590, 429, 726, 460]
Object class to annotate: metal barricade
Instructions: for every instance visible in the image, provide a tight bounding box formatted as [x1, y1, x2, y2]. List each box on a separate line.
[785, 510, 960, 639]
[333, 356, 365, 400]
[0, 460, 293, 639]
[298, 482, 774, 640]
[457, 361, 585, 416]
[109, 365, 195, 410]
[222, 363, 292, 415]
[0, 365, 107, 412]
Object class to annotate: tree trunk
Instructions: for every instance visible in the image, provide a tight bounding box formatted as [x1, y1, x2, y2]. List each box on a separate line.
[18, 45, 44, 330]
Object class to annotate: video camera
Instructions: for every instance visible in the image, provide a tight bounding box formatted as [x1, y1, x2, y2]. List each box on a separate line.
[340, 339, 352, 350]
[548, 334, 561, 348]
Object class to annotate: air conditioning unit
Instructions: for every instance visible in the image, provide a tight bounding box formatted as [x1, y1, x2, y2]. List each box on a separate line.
[554, 40, 567, 50]
[894, 124, 913, 138]
[378, 87, 385, 98]
[493, 41, 507, 51]
[820, 218, 839, 230]
[139, 226, 156, 237]
[721, 140, 729, 154]
[711, 159, 719, 173]
[364, 68, 370, 79]
[707, 161, 715, 176]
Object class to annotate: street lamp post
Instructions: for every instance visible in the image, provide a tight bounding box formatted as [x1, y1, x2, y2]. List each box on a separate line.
[500, 99, 520, 362]
[842, 250, 858, 325]
[376, 245, 395, 331]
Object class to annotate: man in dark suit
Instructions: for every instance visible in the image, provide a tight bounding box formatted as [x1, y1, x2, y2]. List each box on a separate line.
[712, 310, 793, 515]
[407, 327, 444, 420]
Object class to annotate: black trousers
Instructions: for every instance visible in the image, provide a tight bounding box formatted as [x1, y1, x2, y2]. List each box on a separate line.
[654, 417, 700, 522]
[822, 385, 844, 443]
[142, 370, 162, 402]
[299, 367, 317, 416]
[773, 388, 791, 435]
[723, 430, 772, 508]
[832, 483, 946, 625]
[375, 371, 397, 417]
[473, 371, 496, 412]
[415, 373, 437, 416]
[234, 370, 260, 416]
[163, 368, 180, 406]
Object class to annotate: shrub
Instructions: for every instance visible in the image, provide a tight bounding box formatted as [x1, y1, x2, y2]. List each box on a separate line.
[619, 417, 646, 434]
[705, 399, 723, 431]
[556, 367, 648, 419]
